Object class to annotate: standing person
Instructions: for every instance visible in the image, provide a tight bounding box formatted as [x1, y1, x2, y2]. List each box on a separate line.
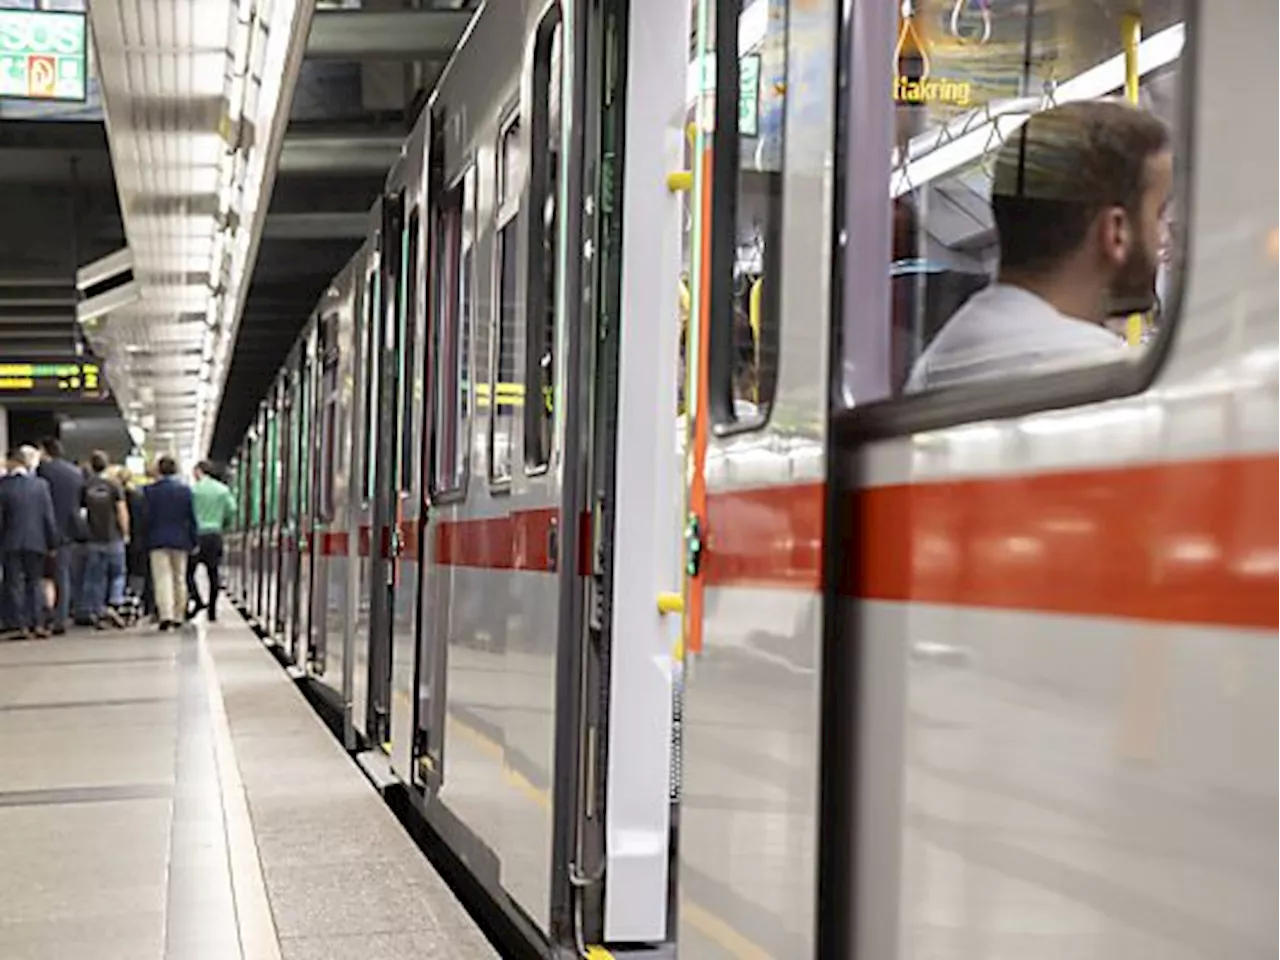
[37, 436, 86, 634]
[20, 446, 58, 618]
[0, 449, 58, 640]
[79, 452, 130, 629]
[118, 468, 152, 622]
[142, 455, 197, 631]
[187, 461, 236, 622]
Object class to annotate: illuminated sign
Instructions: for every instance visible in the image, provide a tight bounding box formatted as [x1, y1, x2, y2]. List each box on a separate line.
[894, 10, 973, 108]
[0, 361, 105, 399]
[0, 11, 86, 102]
[894, 75, 973, 107]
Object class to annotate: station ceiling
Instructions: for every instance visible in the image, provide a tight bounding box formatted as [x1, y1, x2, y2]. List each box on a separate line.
[20, 0, 478, 465]
[209, 3, 477, 461]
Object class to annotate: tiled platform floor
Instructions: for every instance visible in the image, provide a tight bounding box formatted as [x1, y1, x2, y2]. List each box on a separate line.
[0, 617, 498, 960]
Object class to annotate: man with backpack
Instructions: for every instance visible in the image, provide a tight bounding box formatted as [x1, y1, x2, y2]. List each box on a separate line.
[79, 451, 130, 629]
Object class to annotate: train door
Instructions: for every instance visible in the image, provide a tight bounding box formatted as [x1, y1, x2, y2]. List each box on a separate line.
[265, 383, 284, 641]
[247, 408, 264, 625]
[352, 215, 382, 745]
[384, 120, 429, 781]
[253, 404, 269, 628]
[311, 312, 340, 679]
[537, 0, 685, 948]
[279, 363, 299, 647]
[294, 333, 318, 669]
[227, 454, 243, 603]
[674, 0, 839, 957]
[364, 186, 406, 748]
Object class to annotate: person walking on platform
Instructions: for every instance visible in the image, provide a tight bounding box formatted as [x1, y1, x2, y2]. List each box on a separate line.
[119, 468, 152, 622]
[143, 456, 197, 631]
[37, 436, 86, 635]
[187, 460, 235, 622]
[0, 449, 59, 640]
[79, 451, 131, 630]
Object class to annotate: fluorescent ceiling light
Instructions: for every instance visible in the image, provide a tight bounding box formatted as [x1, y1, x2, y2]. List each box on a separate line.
[890, 22, 1185, 198]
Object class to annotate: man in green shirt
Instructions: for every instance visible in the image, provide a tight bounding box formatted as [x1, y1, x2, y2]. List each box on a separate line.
[186, 461, 236, 622]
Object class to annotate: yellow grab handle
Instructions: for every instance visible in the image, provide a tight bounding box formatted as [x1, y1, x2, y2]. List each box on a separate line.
[667, 170, 693, 193]
[657, 592, 685, 615]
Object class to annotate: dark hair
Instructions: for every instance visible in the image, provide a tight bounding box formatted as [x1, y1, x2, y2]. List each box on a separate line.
[90, 450, 109, 474]
[158, 455, 178, 476]
[6, 448, 25, 465]
[40, 436, 63, 458]
[991, 100, 1169, 274]
[196, 460, 212, 476]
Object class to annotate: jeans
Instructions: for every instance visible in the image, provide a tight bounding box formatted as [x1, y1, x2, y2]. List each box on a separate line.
[5, 550, 47, 631]
[186, 532, 224, 618]
[51, 543, 76, 627]
[81, 540, 127, 618]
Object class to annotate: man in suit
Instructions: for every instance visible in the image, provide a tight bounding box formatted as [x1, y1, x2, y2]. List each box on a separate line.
[0, 449, 59, 640]
[143, 455, 197, 631]
[37, 436, 86, 634]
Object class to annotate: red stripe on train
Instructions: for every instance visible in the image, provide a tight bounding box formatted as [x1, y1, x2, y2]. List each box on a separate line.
[701, 454, 1277, 629]
[855, 454, 1278, 630]
[293, 454, 1276, 629]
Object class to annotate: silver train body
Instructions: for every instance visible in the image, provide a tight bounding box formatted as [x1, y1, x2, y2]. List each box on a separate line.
[225, 0, 1278, 956]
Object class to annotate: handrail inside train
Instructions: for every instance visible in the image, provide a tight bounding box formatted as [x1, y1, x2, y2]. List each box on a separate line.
[891, 21, 1186, 198]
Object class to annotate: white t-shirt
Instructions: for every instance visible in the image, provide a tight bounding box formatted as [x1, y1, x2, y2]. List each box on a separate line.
[905, 283, 1127, 393]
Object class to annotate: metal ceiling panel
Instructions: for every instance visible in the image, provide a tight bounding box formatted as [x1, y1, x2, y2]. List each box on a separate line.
[87, 0, 315, 462]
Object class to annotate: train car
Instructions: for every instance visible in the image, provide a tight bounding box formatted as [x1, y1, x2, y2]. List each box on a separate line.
[223, 0, 1277, 957]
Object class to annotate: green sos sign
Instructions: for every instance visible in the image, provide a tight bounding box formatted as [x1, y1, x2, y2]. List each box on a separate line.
[0, 11, 86, 102]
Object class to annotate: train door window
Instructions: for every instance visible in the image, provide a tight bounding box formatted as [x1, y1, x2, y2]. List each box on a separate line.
[248, 433, 260, 527]
[524, 11, 563, 472]
[838, 0, 1188, 407]
[362, 265, 381, 501]
[707, 0, 787, 430]
[399, 209, 420, 493]
[430, 170, 472, 499]
[489, 114, 522, 486]
[319, 316, 339, 521]
[265, 408, 278, 524]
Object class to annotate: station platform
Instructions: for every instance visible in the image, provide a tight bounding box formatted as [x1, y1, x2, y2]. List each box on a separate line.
[0, 617, 499, 960]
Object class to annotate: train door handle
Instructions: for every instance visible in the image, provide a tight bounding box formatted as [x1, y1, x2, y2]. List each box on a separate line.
[547, 518, 559, 573]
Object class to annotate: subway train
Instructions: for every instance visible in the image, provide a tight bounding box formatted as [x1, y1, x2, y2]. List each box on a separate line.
[223, 0, 1278, 957]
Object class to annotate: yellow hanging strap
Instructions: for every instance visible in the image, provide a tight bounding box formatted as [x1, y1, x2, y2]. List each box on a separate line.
[1121, 12, 1144, 347]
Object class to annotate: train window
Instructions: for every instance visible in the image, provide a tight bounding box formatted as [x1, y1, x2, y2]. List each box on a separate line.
[707, 0, 786, 430]
[399, 209, 420, 493]
[490, 116, 521, 486]
[525, 11, 563, 472]
[839, 0, 1187, 406]
[498, 115, 522, 209]
[318, 316, 338, 521]
[430, 174, 469, 499]
[490, 222, 519, 484]
[265, 408, 278, 525]
[362, 267, 380, 501]
[295, 362, 308, 519]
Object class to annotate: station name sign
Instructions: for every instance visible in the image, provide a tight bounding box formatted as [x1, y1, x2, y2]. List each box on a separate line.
[0, 361, 105, 399]
[0, 11, 87, 103]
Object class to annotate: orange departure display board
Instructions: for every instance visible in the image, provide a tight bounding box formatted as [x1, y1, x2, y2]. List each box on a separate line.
[0, 361, 105, 399]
